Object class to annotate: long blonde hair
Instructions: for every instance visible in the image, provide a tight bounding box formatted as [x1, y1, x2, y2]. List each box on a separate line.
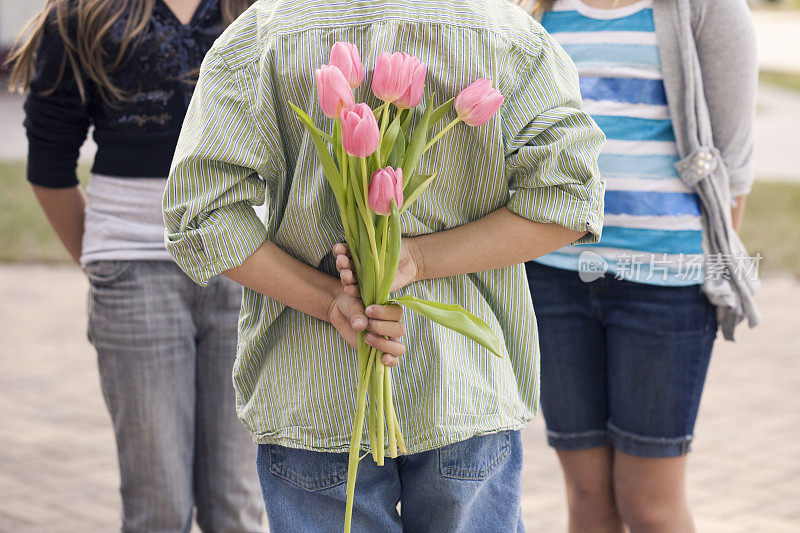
[6, 0, 253, 104]
[516, 0, 556, 16]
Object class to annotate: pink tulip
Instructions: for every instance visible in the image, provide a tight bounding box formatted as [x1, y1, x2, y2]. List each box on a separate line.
[315, 65, 355, 119]
[372, 52, 423, 103]
[454, 79, 505, 127]
[369, 167, 404, 215]
[394, 60, 427, 109]
[329, 42, 365, 89]
[340, 103, 380, 158]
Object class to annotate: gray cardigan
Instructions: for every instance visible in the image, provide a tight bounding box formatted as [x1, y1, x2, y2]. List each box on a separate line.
[533, 0, 761, 340]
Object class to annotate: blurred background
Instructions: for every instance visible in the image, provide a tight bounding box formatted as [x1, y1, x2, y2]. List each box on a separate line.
[0, 0, 798, 531]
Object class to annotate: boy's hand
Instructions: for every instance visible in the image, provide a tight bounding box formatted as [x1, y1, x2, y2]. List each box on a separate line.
[333, 239, 421, 298]
[327, 287, 407, 367]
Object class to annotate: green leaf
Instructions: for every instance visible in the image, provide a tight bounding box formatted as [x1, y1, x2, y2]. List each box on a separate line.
[400, 173, 437, 212]
[376, 203, 402, 301]
[429, 97, 455, 126]
[392, 295, 505, 357]
[288, 102, 336, 145]
[379, 113, 403, 165]
[401, 101, 433, 179]
[386, 128, 407, 169]
[288, 102, 345, 205]
[357, 219, 376, 305]
[400, 107, 415, 137]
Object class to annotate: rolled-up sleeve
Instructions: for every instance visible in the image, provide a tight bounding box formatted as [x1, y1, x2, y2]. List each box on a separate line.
[502, 31, 605, 245]
[163, 51, 271, 286]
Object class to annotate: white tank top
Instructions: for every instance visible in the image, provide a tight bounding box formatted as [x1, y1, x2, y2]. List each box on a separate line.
[80, 174, 267, 266]
[80, 174, 173, 266]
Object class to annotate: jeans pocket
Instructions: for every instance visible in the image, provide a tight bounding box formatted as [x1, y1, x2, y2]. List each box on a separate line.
[439, 431, 511, 480]
[268, 445, 349, 491]
[84, 260, 135, 287]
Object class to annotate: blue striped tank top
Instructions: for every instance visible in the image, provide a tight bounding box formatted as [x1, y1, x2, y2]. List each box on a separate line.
[536, 0, 704, 286]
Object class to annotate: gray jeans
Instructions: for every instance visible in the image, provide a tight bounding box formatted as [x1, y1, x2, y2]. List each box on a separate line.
[85, 260, 264, 532]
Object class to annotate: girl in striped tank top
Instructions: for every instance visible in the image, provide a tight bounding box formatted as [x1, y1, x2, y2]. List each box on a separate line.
[522, 0, 756, 530]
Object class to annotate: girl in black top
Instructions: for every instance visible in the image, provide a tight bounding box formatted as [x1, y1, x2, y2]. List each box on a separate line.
[8, 1, 265, 530]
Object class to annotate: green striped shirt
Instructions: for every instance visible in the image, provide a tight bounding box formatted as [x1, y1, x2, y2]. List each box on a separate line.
[163, 0, 605, 453]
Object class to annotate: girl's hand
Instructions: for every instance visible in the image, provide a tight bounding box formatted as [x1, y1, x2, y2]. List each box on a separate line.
[327, 287, 406, 367]
[333, 239, 421, 299]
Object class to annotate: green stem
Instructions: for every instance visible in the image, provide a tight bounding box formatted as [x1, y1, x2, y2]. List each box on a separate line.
[340, 124, 348, 191]
[344, 342, 377, 533]
[395, 417, 407, 455]
[356, 332, 368, 388]
[348, 162, 376, 273]
[423, 117, 462, 152]
[345, 164, 362, 268]
[368, 372, 378, 462]
[375, 357, 385, 466]
[376, 101, 391, 164]
[360, 158, 381, 267]
[377, 215, 389, 291]
[385, 368, 397, 458]
[360, 157, 370, 208]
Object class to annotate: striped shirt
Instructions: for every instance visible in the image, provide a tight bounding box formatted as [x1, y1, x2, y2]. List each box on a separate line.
[536, 0, 704, 286]
[163, 0, 605, 453]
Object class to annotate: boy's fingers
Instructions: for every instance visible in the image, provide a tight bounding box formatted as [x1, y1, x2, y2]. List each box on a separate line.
[339, 294, 367, 331]
[366, 319, 404, 339]
[381, 353, 400, 367]
[339, 268, 358, 286]
[336, 255, 353, 272]
[343, 285, 361, 297]
[332, 243, 349, 257]
[365, 304, 403, 322]
[365, 333, 405, 359]
[350, 312, 368, 331]
[335, 253, 353, 270]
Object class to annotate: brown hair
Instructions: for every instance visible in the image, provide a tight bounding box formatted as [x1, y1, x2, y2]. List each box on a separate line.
[515, 0, 556, 16]
[5, 0, 253, 104]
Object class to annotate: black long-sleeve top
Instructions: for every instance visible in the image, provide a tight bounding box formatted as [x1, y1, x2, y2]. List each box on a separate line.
[24, 0, 225, 188]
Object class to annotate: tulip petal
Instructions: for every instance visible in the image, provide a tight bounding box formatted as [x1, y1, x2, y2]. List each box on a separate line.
[330, 42, 365, 89]
[465, 91, 505, 126]
[341, 103, 379, 157]
[395, 61, 427, 109]
[372, 53, 393, 102]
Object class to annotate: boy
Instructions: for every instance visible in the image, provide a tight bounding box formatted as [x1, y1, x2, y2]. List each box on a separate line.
[163, 0, 604, 530]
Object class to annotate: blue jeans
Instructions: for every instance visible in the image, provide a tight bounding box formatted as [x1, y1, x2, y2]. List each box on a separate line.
[86, 260, 265, 532]
[525, 262, 717, 458]
[256, 431, 524, 532]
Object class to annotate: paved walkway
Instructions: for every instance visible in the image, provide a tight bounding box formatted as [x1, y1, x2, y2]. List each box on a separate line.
[0, 265, 798, 532]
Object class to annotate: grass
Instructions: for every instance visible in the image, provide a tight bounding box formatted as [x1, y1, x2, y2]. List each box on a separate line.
[0, 161, 89, 263]
[760, 70, 800, 93]
[738, 181, 800, 277]
[0, 160, 798, 276]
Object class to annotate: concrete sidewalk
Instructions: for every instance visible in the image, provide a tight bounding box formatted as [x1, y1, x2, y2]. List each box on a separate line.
[0, 265, 798, 532]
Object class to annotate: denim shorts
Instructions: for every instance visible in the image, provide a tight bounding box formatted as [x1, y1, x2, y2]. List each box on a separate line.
[525, 262, 717, 458]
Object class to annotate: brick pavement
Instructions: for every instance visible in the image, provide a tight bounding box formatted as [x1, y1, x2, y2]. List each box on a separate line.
[0, 265, 798, 532]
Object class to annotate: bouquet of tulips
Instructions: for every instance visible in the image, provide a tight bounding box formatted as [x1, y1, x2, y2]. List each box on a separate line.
[290, 42, 506, 532]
